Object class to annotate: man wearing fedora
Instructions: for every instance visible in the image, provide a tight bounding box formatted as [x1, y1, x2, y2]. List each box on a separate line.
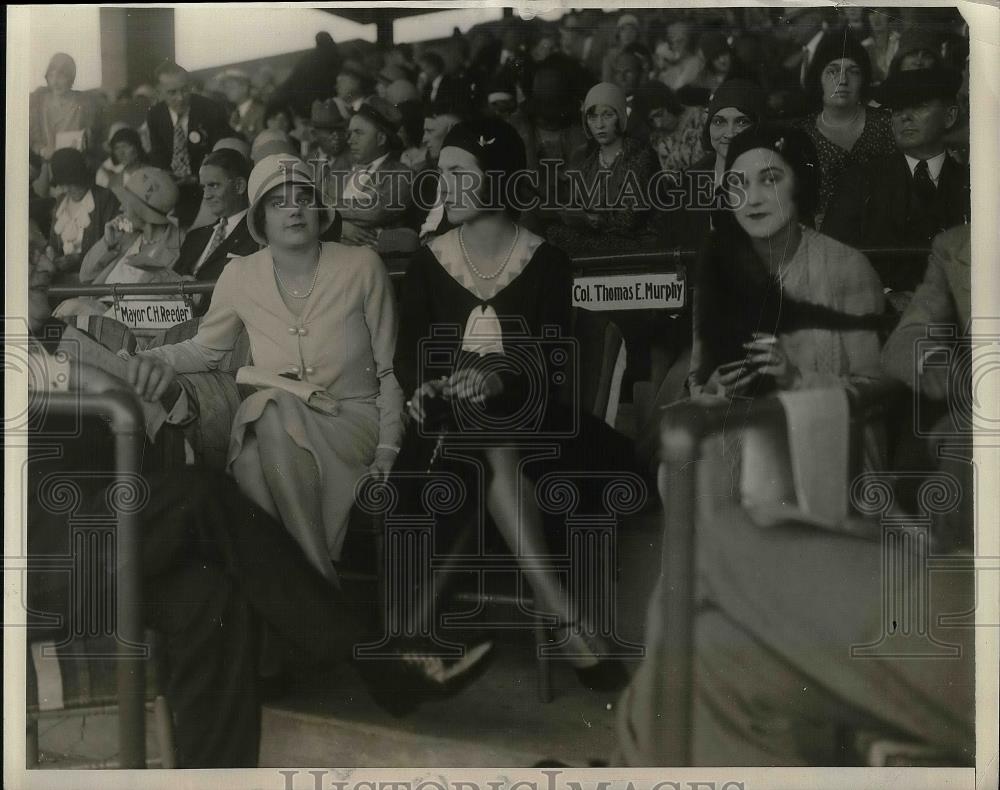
[307, 97, 354, 175]
[333, 96, 417, 248]
[147, 61, 235, 228]
[172, 149, 259, 311]
[822, 64, 970, 291]
[219, 68, 266, 143]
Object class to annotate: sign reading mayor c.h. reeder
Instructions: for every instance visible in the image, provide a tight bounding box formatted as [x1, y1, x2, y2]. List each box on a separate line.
[572, 273, 685, 311]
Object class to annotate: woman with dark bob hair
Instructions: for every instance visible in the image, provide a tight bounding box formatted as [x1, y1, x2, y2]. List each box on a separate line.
[389, 117, 642, 708]
[689, 123, 886, 437]
[793, 30, 895, 228]
[46, 147, 121, 282]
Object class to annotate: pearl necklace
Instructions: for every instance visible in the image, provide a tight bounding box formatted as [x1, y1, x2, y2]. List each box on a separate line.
[459, 224, 520, 281]
[820, 106, 862, 129]
[273, 249, 321, 299]
[599, 146, 623, 169]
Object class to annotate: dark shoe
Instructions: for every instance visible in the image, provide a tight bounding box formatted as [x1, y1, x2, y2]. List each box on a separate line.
[547, 622, 631, 693]
[354, 639, 494, 717]
[572, 658, 630, 693]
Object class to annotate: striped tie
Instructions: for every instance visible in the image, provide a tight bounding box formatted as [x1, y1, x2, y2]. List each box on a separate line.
[194, 218, 227, 275]
[171, 118, 192, 179]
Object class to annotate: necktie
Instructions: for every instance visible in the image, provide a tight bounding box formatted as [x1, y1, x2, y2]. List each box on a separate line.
[194, 218, 227, 275]
[912, 159, 936, 203]
[171, 117, 192, 179]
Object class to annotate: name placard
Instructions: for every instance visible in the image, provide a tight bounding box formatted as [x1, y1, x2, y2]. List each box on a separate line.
[572, 273, 685, 311]
[111, 299, 193, 329]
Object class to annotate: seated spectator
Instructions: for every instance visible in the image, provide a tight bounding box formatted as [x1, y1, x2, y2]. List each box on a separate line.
[792, 32, 895, 228]
[881, 224, 972, 552]
[601, 13, 643, 82]
[610, 50, 649, 139]
[263, 101, 295, 135]
[654, 19, 702, 91]
[559, 12, 605, 79]
[678, 79, 766, 247]
[29, 151, 56, 238]
[29, 53, 100, 161]
[547, 82, 659, 255]
[306, 98, 353, 174]
[333, 97, 416, 248]
[393, 117, 639, 695]
[146, 61, 236, 227]
[213, 136, 252, 159]
[128, 155, 403, 587]
[639, 82, 706, 177]
[417, 101, 463, 240]
[377, 63, 417, 99]
[417, 50, 463, 106]
[688, 124, 885, 403]
[336, 61, 376, 114]
[385, 77, 420, 106]
[96, 125, 147, 194]
[691, 31, 736, 93]
[823, 65, 969, 291]
[888, 29, 944, 76]
[46, 147, 121, 284]
[172, 149, 259, 306]
[55, 167, 182, 318]
[508, 56, 590, 233]
[483, 71, 518, 122]
[396, 99, 428, 172]
[219, 68, 266, 143]
[250, 128, 297, 165]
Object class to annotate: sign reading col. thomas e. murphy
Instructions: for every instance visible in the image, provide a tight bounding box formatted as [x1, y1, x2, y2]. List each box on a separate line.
[111, 299, 193, 329]
[572, 273, 685, 311]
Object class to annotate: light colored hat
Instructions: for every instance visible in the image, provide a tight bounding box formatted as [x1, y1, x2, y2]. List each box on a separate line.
[617, 14, 640, 30]
[219, 68, 251, 84]
[245, 154, 336, 245]
[46, 52, 76, 82]
[121, 167, 179, 225]
[385, 78, 420, 105]
[582, 82, 628, 137]
[213, 137, 252, 158]
[250, 129, 298, 164]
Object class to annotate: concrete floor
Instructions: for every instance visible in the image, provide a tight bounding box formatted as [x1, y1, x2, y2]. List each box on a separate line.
[34, 505, 663, 769]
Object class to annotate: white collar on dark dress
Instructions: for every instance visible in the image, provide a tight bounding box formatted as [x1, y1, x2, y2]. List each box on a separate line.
[428, 226, 545, 355]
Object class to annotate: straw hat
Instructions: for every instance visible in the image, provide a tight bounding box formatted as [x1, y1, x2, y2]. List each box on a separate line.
[250, 129, 298, 164]
[245, 154, 336, 245]
[120, 167, 179, 225]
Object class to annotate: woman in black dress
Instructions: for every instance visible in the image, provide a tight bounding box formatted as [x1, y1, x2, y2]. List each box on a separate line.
[393, 117, 639, 692]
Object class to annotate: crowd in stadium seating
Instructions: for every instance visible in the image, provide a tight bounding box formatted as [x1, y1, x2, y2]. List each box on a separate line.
[25, 6, 978, 771]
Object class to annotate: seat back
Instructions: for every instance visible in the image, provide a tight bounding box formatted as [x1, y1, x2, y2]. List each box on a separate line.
[571, 307, 626, 427]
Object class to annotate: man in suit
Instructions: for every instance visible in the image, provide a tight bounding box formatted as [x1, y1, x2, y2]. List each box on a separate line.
[146, 61, 235, 227]
[823, 65, 970, 291]
[173, 149, 259, 312]
[417, 51, 464, 108]
[219, 68, 266, 143]
[334, 97, 416, 248]
[416, 100, 464, 240]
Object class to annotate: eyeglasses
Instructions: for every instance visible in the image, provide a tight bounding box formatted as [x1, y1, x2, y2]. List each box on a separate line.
[587, 111, 618, 124]
[822, 65, 863, 79]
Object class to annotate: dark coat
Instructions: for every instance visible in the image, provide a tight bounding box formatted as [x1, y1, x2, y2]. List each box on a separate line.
[146, 95, 235, 176]
[173, 214, 260, 282]
[822, 151, 971, 289]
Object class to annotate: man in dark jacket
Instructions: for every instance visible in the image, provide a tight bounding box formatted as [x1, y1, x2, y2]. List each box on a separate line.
[146, 61, 234, 227]
[822, 65, 970, 291]
[172, 149, 259, 312]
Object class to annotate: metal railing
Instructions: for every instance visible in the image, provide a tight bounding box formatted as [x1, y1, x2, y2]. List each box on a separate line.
[649, 379, 907, 765]
[27, 390, 148, 769]
[45, 246, 932, 301]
